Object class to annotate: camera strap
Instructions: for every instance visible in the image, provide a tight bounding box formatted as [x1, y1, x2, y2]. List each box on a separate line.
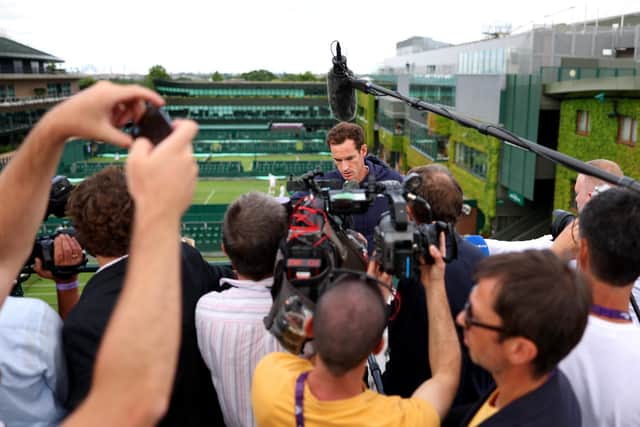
[294, 371, 310, 427]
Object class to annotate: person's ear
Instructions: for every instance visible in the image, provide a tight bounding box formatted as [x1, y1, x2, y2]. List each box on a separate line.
[577, 237, 589, 272]
[504, 337, 537, 367]
[372, 337, 385, 355]
[361, 144, 368, 157]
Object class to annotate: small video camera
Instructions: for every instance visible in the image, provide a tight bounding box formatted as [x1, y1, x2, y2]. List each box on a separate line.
[131, 104, 173, 145]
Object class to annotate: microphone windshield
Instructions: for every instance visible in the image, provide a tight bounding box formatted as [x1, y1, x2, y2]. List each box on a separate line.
[327, 51, 356, 122]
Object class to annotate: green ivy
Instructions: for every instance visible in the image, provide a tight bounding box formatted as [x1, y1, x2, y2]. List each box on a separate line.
[428, 112, 452, 136]
[448, 122, 501, 234]
[554, 98, 640, 210]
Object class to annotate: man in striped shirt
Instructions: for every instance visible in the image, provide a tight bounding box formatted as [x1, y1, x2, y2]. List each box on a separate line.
[196, 192, 288, 427]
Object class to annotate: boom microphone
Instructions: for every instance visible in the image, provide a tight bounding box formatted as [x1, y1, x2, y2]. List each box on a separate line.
[327, 42, 357, 122]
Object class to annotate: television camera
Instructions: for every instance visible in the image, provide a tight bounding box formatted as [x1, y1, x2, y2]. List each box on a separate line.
[264, 168, 458, 354]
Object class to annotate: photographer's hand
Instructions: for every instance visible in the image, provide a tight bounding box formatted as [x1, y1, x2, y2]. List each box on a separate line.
[0, 82, 163, 303]
[367, 258, 393, 301]
[63, 119, 198, 426]
[43, 81, 165, 148]
[419, 232, 446, 287]
[551, 218, 580, 263]
[412, 231, 460, 419]
[33, 234, 82, 319]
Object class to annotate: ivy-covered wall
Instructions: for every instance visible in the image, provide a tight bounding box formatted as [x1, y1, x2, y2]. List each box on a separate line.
[356, 92, 376, 150]
[427, 112, 452, 136]
[554, 98, 640, 210]
[448, 122, 501, 234]
[406, 146, 436, 169]
[378, 127, 409, 169]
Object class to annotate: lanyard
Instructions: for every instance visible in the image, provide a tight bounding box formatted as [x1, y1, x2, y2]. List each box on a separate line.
[591, 304, 632, 321]
[295, 371, 310, 427]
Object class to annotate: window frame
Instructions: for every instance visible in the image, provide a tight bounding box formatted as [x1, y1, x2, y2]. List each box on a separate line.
[576, 110, 590, 136]
[617, 116, 638, 147]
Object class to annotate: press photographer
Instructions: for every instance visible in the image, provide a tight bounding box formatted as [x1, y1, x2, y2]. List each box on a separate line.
[380, 164, 494, 424]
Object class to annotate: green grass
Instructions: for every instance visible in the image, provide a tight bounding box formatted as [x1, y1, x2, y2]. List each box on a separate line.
[193, 178, 291, 204]
[22, 255, 230, 311]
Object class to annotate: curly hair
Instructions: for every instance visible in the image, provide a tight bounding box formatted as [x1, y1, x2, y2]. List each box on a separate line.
[66, 166, 134, 257]
[326, 122, 365, 149]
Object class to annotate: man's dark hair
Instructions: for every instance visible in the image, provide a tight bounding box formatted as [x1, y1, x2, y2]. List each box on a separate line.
[67, 166, 133, 257]
[579, 187, 640, 286]
[475, 250, 591, 378]
[326, 122, 365, 150]
[222, 192, 288, 280]
[313, 277, 387, 376]
[407, 164, 463, 224]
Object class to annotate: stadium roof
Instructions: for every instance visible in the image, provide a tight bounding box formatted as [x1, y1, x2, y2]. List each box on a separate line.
[0, 37, 63, 62]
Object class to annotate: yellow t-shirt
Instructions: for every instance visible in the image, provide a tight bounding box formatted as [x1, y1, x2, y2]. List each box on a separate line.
[252, 352, 440, 427]
[468, 389, 499, 427]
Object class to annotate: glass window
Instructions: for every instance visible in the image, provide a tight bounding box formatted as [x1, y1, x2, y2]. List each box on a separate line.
[617, 116, 638, 146]
[576, 110, 590, 135]
[455, 142, 487, 178]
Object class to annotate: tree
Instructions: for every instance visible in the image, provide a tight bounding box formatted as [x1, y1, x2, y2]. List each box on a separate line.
[78, 77, 97, 90]
[211, 71, 224, 82]
[240, 69, 276, 81]
[144, 65, 170, 88]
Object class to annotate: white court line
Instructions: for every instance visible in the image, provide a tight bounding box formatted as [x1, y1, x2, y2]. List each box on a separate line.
[204, 189, 217, 204]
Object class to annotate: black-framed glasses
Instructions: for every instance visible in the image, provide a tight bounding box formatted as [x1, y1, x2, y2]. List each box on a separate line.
[462, 301, 504, 333]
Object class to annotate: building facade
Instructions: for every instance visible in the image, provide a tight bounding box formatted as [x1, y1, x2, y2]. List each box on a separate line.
[0, 37, 81, 159]
[359, 13, 640, 235]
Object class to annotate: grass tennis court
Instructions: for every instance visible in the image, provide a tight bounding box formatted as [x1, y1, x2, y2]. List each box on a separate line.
[194, 179, 289, 204]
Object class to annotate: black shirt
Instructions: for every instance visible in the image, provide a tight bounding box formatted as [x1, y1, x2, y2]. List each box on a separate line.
[62, 243, 231, 426]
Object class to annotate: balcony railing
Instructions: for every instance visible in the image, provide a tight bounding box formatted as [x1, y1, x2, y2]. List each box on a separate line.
[0, 94, 71, 107]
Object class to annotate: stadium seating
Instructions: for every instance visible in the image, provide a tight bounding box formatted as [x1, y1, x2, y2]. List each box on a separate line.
[251, 160, 334, 176]
[197, 161, 244, 177]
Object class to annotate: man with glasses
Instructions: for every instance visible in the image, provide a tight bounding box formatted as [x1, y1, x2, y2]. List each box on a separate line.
[458, 250, 589, 426]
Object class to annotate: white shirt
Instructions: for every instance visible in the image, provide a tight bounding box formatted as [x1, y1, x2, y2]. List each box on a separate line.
[195, 277, 282, 427]
[484, 236, 640, 324]
[0, 297, 67, 426]
[560, 315, 640, 427]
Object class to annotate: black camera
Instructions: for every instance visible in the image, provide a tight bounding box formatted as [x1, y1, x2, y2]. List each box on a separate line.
[373, 176, 458, 278]
[550, 209, 576, 240]
[26, 226, 87, 280]
[131, 104, 173, 145]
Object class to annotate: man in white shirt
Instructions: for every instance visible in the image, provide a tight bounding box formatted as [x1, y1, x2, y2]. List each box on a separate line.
[559, 187, 640, 427]
[196, 192, 288, 427]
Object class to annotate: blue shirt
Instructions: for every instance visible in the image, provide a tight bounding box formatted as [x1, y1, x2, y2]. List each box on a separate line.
[0, 297, 67, 426]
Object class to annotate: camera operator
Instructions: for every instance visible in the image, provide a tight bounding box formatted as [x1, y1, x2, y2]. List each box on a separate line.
[319, 122, 402, 254]
[62, 165, 230, 426]
[252, 237, 461, 426]
[381, 164, 493, 422]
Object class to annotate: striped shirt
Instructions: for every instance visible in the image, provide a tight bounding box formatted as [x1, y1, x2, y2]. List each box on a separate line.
[195, 277, 283, 427]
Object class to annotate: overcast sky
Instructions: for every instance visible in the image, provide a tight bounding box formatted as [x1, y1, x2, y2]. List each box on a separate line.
[0, 0, 638, 75]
